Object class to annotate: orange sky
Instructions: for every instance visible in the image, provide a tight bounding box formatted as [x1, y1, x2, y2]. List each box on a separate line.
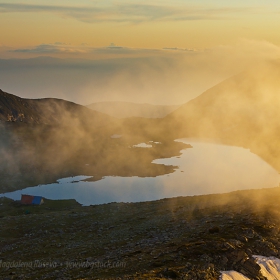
[1, 0, 280, 56]
[0, 1, 280, 104]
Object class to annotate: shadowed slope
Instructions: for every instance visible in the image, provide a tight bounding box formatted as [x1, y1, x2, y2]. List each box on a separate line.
[164, 60, 280, 170]
[0, 89, 113, 127]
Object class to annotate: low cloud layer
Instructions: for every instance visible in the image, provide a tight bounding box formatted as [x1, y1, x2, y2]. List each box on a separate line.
[0, 40, 280, 106]
[12, 44, 89, 54]
[10, 43, 157, 56]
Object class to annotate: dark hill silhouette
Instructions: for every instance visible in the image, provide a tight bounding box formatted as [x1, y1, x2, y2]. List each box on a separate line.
[0, 89, 113, 127]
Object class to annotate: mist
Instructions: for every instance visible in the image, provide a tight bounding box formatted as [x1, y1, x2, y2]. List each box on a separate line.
[3, 1, 280, 278]
[3, 43, 280, 280]
[1, 39, 280, 105]
[2, 40, 280, 204]
[1, 59, 280, 197]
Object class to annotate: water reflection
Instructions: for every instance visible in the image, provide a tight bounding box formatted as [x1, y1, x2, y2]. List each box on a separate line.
[1, 139, 279, 205]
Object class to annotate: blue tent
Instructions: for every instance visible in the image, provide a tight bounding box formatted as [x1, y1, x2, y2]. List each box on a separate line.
[32, 196, 44, 205]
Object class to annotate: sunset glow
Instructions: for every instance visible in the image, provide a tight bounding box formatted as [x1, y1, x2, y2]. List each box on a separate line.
[1, 0, 280, 104]
[1, 1, 280, 55]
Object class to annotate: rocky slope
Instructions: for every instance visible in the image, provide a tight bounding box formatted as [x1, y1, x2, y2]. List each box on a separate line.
[1, 186, 280, 279]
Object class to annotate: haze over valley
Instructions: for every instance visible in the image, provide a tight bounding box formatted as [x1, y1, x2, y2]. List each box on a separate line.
[2, 60, 280, 194]
[1, 1, 280, 279]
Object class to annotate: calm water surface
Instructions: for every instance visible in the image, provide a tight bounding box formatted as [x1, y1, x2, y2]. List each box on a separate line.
[1, 139, 279, 205]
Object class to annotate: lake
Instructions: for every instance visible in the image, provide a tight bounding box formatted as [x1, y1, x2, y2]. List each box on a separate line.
[1, 139, 279, 205]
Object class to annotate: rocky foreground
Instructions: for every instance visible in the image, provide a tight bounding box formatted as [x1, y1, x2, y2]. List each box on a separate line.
[1, 187, 280, 279]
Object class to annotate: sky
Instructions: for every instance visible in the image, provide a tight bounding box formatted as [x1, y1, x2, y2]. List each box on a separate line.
[0, 0, 280, 105]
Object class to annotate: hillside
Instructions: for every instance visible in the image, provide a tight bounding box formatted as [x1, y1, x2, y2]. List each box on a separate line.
[0, 89, 113, 127]
[0, 90, 185, 193]
[3, 60, 280, 191]
[87, 101, 179, 118]
[164, 60, 280, 171]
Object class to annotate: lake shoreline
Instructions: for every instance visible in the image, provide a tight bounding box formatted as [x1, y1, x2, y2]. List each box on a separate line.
[2, 138, 279, 206]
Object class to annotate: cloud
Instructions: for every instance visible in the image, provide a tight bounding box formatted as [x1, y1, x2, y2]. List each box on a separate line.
[0, 2, 261, 23]
[6, 39, 280, 62]
[1, 39, 280, 106]
[11, 43, 162, 56]
[12, 44, 88, 54]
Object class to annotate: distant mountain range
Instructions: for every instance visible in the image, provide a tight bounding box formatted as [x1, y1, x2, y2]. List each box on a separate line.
[87, 101, 180, 118]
